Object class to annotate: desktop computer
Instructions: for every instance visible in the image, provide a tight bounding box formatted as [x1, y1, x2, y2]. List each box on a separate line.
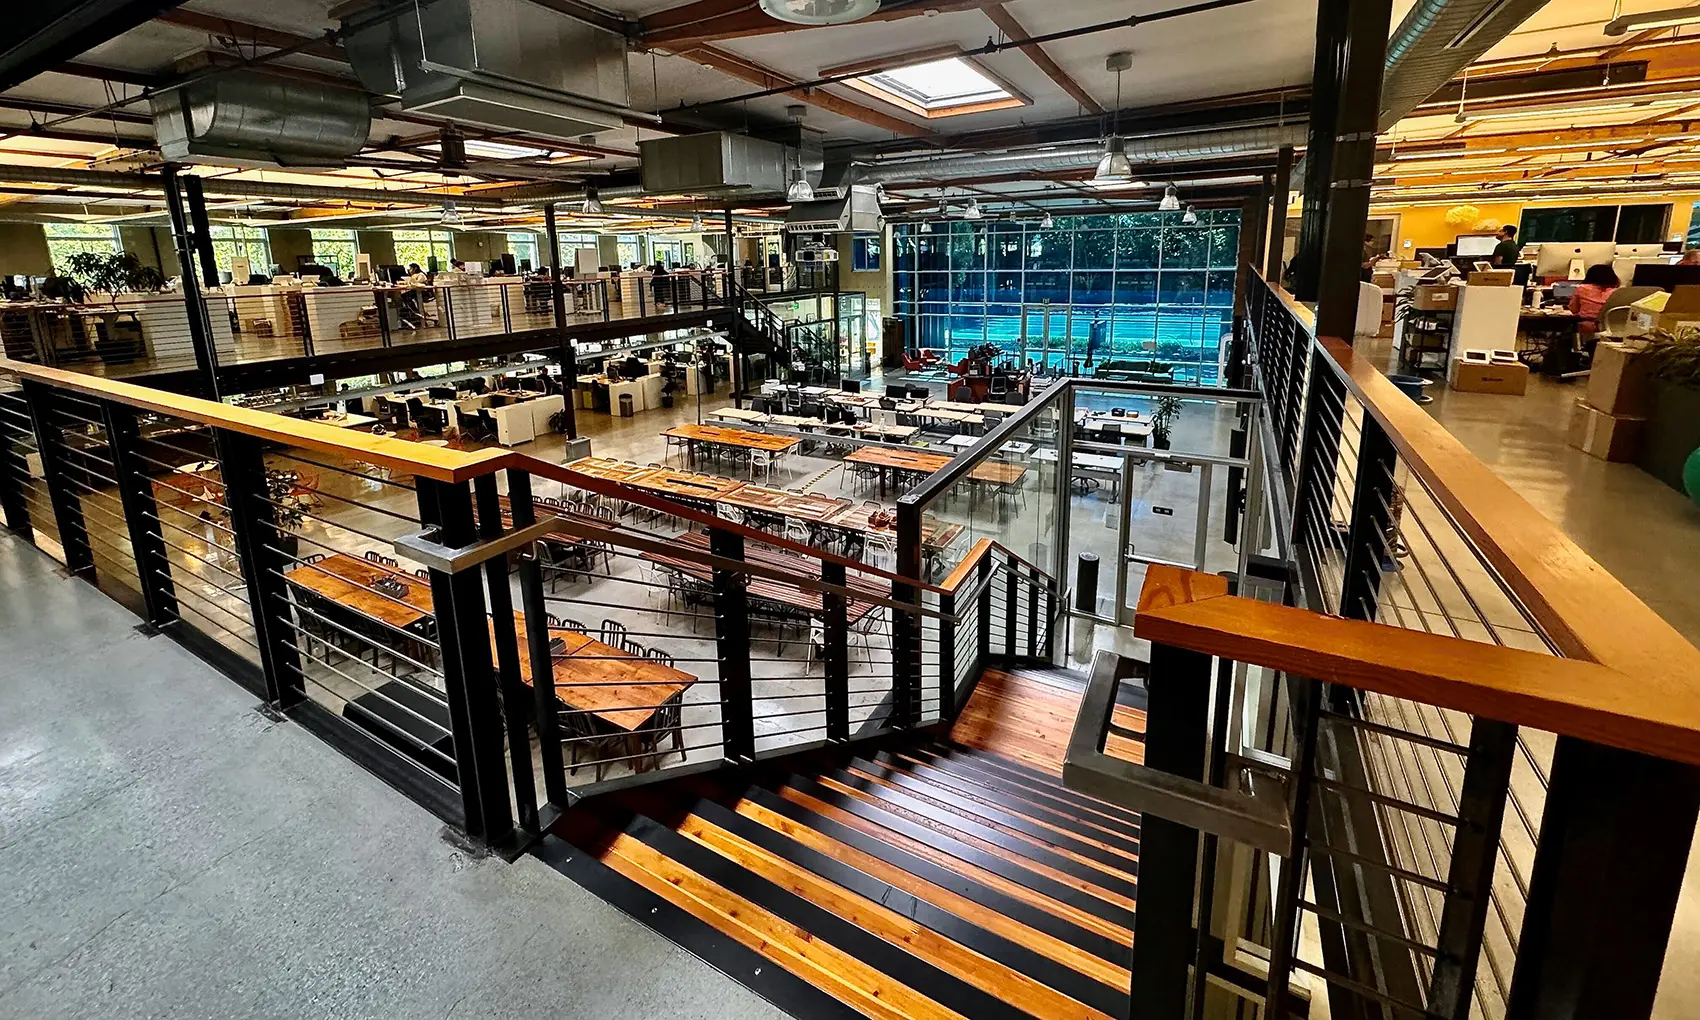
[1532, 241, 1616, 280]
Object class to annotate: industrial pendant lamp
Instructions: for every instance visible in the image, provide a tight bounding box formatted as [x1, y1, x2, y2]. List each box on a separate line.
[962, 198, 983, 221]
[582, 187, 604, 215]
[1040, 211, 1054, 229]
[786, 146, 815, 203]
[1094, 52, 1134, 184]
[759, 0, 879, 26]
[1159, 185, 1181, 211]
[1182, 205, 1199, 225]
[920, 220, 933, 233]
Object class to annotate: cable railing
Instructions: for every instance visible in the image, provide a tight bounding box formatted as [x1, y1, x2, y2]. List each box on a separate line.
[0, 354, 1057, 856]
[1093, 271, 1700, 1020]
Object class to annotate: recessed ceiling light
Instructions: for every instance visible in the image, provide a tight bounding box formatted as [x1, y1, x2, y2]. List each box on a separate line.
[759, 0, 879, 26]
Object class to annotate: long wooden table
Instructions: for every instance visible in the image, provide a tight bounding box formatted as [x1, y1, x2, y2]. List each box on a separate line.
[845, 446, 953, 498]
[718, 484, 850, 524]
[285, 553, 432, 630]
[643, 531, 886, 625]
[626, 466, 748, 505]
[566, 456, 660, 486]
[663, 423, 800, 471]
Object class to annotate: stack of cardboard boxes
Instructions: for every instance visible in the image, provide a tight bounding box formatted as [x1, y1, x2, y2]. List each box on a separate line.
[1569, 340, 1653, 461]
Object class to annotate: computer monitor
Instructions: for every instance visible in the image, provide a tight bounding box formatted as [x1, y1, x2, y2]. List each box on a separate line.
[518, 258, 532, 273]
[1533, 241, 1616, 280]
[1454, 234, 1499, 258]
[1632, 263, 1700, 292]
[498, 253, 517, 276]
[840, 379, 862, 394]
[380, 264, 406, 284]
[885, 384, 908, 399]
[1616, 243, 1667, 258]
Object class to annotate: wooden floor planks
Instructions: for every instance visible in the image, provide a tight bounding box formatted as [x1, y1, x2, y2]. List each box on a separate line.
[948, 670, 1146, 775]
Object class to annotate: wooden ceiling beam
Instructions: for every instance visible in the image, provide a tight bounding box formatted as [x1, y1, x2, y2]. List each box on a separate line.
[153, 9, 346, 61]
[55, 62, 168, 88]
[683, 45, 930, 138]
[642, 0, 1006, 48]
[981, 4, 1102, 115]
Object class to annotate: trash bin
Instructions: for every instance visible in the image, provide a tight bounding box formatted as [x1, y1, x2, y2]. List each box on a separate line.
[618, 393, 635, 418]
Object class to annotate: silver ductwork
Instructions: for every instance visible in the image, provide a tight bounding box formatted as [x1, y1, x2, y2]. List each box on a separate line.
[785, 185, 883, 233]
[343, 0, 649, 140]
[150, 70, 371, 169]
[854, 125, 1309, 185]
[637, 132, 792, 196]
[0, 164, 514, 209]
[1378, 0, 1551, 130]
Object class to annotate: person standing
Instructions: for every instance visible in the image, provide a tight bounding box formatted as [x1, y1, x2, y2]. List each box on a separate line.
[1492, 225, 1522, 268]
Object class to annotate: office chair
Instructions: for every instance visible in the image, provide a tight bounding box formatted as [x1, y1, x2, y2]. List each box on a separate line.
[1598, 286, 1661, 336]
[415, 406, 446, 437]
[406, 397, 427, 424]
[478, 408, 501, 442]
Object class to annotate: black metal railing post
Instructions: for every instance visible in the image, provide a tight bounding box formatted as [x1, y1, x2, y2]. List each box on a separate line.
[1290, 356, 1344, 545]
[823, 559, 849, 742]
[22, 379, 94, 578]
[375, 289, 394, 349]
[1128, 637, 1215, 1016]
[507, 469, 569, 809]
[1026, 565, 1041, 658]
[601, 280, 611, 322]
[214, 428, 304, 707]
[100, 401, 179, 628]
[472, 473, 540, 836]
[893, 501, 924, 727]
[1004, 564, 1018, 661]
[937, 586, 957, 703]
[976, 554, 993, 672]
[1427, 719, 1517, 1020]
[0, 390, 33, 536]
[442, 286, 456, 342]
[416, 477, 514, 848]
[1264, 674, 1324, 1020]
[1337, 415, 1397, 622]
[711, 527, 755, 760]
[499, 284, 513, 334]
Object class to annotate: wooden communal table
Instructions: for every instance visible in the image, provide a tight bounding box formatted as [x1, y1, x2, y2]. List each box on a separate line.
[827, 502, 965, 552]
[565, 456, 660, 486]
[718, 483, 850, 525]
[844, 446, 953, 498]
[625, 467, 748, 508]
[662, 423, 800, 473]
[969, 461, 1029, 487]
[509, 615, 695, 732]
[644, 530, 886, 625]
[284, 553, 432, 630]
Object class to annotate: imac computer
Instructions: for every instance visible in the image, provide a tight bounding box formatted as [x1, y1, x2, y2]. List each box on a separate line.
[1533, 241, 1616, 280]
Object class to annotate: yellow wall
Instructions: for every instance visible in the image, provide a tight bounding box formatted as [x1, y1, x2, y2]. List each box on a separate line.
[1368, 195, 1700, 252]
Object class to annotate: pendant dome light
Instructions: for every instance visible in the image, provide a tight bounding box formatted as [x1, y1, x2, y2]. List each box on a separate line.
[1040, 211, 1054, 229]
[1182, 205, 1199, 225]
[962, 197, 983, 221]
[582, 187, 604, 215]
[1094, 52, 1134, 184]
[759, 0, 879, 26]
[1158, 185, 1181, 211]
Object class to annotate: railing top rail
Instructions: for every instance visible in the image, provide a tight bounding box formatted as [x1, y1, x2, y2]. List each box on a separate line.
[1251, 272, 1700, 684]
[1135, 566, 1700, 766]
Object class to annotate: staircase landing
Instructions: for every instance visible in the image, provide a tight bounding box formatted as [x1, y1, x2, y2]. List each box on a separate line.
[540, 668, 1146, 1019]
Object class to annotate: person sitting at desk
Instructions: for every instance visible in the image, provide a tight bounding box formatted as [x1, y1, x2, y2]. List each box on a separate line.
[1568, 264, 1619, 338]
[399, 263, 429, 328]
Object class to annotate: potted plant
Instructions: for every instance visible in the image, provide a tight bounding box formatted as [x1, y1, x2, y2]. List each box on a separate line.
[263, 468, 307, 560]
[62, 251, 165, 364]
[1635, 328, 1700, 495]
[1149, 395, 1183, 451]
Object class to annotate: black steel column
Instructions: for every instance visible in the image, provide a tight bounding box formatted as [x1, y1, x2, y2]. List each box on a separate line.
[508, 469, 568, 808]
[1290, 0, 1349, 301]
[182, 174, 220, 289]
[976, 554, 993, 671]
[101, 401, 179, 627]
[473, 474, 539, 836]
[937, 587, 957, 705]
[215, 428, 304, 706]
[1314, 0, 1394, 343]
[822, 560, 849, 741]
[723, 210, 736, 310]
[1336, 415, 1398, 622]
[161, 166, 222, 399]
[22, 379, 93, 577]
[1266, 145, 1294, 281]
[1128, 640, 1214, 1017]
[0, 390, 32, 535]
[1428, 719, 1516, 1020]
[544, 203, 579, 439]
[711, 527, 755, 760]
[1506, 739, 1700, 1020]
[1003, 565, 1018, 661]
[417, 477, 514, 847]
[892, 500, 924, 727]
[1026, 566, 1040, 658]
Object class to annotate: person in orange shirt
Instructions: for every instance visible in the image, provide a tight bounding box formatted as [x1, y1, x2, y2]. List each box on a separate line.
[1568, 264, 1619, 337]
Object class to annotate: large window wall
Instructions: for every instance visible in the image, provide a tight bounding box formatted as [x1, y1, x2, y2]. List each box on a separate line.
[392, 229, 455, 271]
[891, 210, 1240, 384]
[44, 223, 121, 269]
[309, 229, 358, 278]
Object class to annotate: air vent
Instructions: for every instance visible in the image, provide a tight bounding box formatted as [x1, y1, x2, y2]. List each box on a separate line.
[150, 70, 370, 169]
[785, 185, 884, 233]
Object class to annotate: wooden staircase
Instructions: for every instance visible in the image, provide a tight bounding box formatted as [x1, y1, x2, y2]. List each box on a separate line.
[540, 669, 1147, 1020]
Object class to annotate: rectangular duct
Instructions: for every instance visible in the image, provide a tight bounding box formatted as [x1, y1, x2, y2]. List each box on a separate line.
[638, 132, 791, 196]
[343, 0, 636, 140]
[150, 70, 371, 169]
[785, 185, 884, 233]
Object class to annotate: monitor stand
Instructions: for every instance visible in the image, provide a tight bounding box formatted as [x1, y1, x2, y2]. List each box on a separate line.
[1567, 257, 1586, 281]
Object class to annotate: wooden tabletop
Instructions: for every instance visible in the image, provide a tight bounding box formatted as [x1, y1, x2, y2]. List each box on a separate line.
[644, 531, 886, 624]
[284, 553, 433, 630]
[829, 503, 965, 551]
[719, 484, 850, 523]
[845, 447, 953, 474]
[509, 616, 695, 731]
[711, 407, 770, 423]
[627, 467, 748, 502]
[969, 461, 1029, 486]
[855, 423, 920, 440]
[567, 456, 661, 485]
[663, 423, 801, 452]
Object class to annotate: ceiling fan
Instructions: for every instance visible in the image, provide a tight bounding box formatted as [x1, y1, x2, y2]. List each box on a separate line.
[758, 0, 882, 26]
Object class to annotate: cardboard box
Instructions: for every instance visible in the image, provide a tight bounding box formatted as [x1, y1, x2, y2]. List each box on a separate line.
[1569, 398, 1646, 461]
[1450, 357, 1529, 395]
[1468, 270, 1516, 287]
[1411, 285, 1457, 311]
[1587, 341, 1654, 416]
[1630, 285, 1700, 335]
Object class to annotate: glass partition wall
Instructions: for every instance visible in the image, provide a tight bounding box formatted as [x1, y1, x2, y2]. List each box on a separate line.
[892, 211, 1241, 384]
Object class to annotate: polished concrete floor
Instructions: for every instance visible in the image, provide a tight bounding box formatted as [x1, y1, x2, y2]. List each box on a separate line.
[0, 535, 786, 1020]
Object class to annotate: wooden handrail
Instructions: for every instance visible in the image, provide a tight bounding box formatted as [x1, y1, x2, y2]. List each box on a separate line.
[1135, 566, 1700, 766]
[1254, 276, 1700, 686]
[1, 359, 510, 483]
[938, 539, 995, 593]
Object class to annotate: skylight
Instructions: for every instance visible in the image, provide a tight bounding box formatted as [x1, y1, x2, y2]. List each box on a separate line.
[845, 56, 1025, 118]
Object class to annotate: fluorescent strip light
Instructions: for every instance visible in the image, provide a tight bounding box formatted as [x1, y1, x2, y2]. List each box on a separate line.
[1605, 4, 1700, 35]
[1390, 147, 1508, 160]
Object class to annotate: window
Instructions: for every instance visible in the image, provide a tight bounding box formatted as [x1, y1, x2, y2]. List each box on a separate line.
[308, 229, 357, 279]
[392, 229, 454, 271]
[204, 225, 270, 281]
[844, 55, 1026, 118]
[1519, 204, 1672, 245]
[44, 223, 121, 270]
[617, 235, 641, 268]
[853, 234, 882, 272]
[508, 232, 540, 270]
[1616, 204, 1671, 244]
